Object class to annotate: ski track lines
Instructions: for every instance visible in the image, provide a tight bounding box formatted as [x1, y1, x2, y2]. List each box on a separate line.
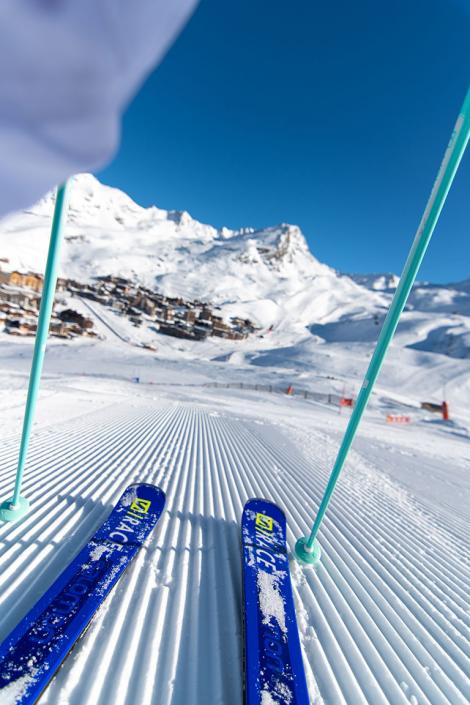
[0, 404, 468, 705]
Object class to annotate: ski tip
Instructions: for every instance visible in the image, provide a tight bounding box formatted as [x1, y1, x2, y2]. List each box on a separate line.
[119, 483, 166, 516]
[242, 498, 287, 548]
[243, 497, 286, 522]
[121, 482, 165, 498]
[124, 481, 165, 492]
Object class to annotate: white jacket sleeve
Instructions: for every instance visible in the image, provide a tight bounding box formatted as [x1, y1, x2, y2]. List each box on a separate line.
[0, 0, 198, 217]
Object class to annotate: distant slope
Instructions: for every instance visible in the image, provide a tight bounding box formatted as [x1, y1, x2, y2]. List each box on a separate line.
[349, 273, 470, 358]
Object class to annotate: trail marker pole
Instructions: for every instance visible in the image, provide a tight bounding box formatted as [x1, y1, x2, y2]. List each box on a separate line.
[0, 182, 70, 522]
[295, 87, 470, 566]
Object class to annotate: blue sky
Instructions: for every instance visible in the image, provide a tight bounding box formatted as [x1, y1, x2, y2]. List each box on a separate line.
[98, 0, 469, 283]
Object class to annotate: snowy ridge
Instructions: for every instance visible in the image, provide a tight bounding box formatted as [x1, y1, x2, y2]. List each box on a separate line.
[0, 389, 468, 705]
[349, 272, 401, 292]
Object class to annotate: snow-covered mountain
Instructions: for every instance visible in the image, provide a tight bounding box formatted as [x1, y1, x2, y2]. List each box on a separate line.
[0, 174, 387, 332]
[0, 173, 468, 359]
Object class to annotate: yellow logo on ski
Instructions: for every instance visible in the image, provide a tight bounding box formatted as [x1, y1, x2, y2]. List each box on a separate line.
[255, 513, 273, 532]
[131, 498, 152, 514]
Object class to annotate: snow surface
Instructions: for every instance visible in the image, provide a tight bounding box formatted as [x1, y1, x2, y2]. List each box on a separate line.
[257, 569, 287, 634]
[0, 337, 468, 705]
[0, 176, 469, 704]
[0, 673, 37, 705]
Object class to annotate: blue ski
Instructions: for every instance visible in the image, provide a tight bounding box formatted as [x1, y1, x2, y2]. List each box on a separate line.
[242, 498, 309, 705]
[0, 483, 165, 704]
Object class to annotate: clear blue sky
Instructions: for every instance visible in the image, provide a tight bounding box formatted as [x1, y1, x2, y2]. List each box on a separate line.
[98, 0, 470, 283]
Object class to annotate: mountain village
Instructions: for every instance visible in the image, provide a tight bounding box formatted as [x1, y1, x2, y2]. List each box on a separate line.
[0, 262, 257, 344]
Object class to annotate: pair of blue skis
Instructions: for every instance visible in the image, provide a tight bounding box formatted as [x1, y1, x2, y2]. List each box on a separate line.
[0, 486, 309, 705]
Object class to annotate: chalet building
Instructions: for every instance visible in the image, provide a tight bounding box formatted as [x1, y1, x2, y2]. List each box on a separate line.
[53, 319, 97, 339]
[111, 300, 128, 313]
[138, 297, 156, 316]
[167, 296, 185, 306]
[0, 271, 44, 292]
[50, 320, 71, 338]
[212, 320, 232, 337]
[158, 322, 199, 341]
[67, 280, 88, 295]
[162, 307, 174, 322]
[79, 290, 110, 305]
[228, 330, 248, 341]
[193, 324, 211, 340]
[231, 316, 249, 328]
[0, 285, 40, 309]
[5, 318, 38, 336]
[127, 292, 141, 308]
[21, 305, 39, 318]
[96, 275, 132, 288]
[15, 320, 91, 339]
[200, 308, 212, 322]
[184, 309, 197, 324]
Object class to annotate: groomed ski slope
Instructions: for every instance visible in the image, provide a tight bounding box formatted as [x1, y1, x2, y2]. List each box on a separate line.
[0, 386, 469, 705]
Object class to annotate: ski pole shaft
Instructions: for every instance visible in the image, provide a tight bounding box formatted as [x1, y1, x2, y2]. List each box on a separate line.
[12, 182, 70, 506]
[301, 86, 470, 556]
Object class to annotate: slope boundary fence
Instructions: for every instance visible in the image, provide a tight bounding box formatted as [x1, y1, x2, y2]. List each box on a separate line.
[203, 381, 342, 406]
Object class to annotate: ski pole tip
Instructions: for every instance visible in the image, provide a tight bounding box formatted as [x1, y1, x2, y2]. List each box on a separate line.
[294, 537, 322, 567]
[0, 495, 30, 523]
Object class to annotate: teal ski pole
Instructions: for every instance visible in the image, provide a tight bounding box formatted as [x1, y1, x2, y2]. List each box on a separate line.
[295, 87, 470, 566]
[0, 182, 70, 522]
